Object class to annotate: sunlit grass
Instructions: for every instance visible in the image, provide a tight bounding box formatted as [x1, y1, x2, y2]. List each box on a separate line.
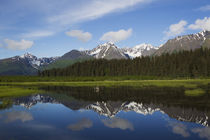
[185, 89, 205, 97]
[0, 79, 209, 88]
[0, 86, 41, 98]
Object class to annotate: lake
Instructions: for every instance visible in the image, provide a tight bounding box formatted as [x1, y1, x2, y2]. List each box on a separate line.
[0, 86, 210, 140]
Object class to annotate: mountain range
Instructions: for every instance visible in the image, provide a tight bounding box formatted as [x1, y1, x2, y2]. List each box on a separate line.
[0, 30, 210, 75]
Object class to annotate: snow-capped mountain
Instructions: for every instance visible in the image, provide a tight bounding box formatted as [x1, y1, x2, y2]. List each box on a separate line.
[85, 42, 158, 59]
[86, 42, 128, 59]
[19, 53, 58, 69]
[0, 53, 59, 75]
[122, 43, 158, 58]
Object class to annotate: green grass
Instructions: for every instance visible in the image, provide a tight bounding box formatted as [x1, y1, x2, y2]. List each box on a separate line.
[0, 86, 41, 98]
[0, 76, 170, 82]
[1, 79, 210, 88]
[185, 88, 205, 96]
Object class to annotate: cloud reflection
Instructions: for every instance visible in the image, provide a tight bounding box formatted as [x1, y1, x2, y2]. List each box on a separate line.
[4, 111, 33, 123]
[168, 122, 190, 137]
[23, 123, 56, 131]
[102, 117, 134, 131]
[68, 118, 93, 131]
[192, 127, 210, 140]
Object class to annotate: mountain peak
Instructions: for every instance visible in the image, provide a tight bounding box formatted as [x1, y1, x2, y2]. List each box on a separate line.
[61, 49, 92, 60]
[104, 41, 115, 46]
[199, 30, 209, 34]
[87, 42, 127, 59]
[20, 53, 36, 59]
[197, 30, 210, 39]
[99, 42, 117, 48]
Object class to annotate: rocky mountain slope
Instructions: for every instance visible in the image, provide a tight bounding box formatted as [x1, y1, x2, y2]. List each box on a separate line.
[0, 53, 57, 75]
[20, 53, 58, 69]
[60, 50, 93, 60]
[85, 42, 128, 59]
[154, 30, 210, 56]
[43, 50, 93, 70]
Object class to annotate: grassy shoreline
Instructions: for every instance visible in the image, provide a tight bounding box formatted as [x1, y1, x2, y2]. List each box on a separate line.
[0, 79, 210, 98]
[1, 79, 210, 88]
[0, 86, 41, 98]
[0, 76, 207, 82]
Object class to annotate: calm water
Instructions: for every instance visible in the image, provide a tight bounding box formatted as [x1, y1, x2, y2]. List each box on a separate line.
[1, 86, 210, 140]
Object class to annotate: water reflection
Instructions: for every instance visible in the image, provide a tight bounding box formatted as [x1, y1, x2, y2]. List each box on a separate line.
[21, 123, 56, 131]
[192, 127, 210, 140]
[68, 118, 93, 131]
[102, 117, 134, 131]
[168, 122, 190, 137]
[0, 86, 210, 140]
[3, 111, 33, 123]
[10, 93, 210, 127]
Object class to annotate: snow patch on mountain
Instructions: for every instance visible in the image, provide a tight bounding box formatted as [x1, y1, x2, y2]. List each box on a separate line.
[19, 53, 58, 69]
[174, 30, 208, 42]
[122, 43, 158, 58]
[86, 42, 127, 59]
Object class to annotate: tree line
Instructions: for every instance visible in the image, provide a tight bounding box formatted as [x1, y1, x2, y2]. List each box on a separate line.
[39, 48, 210, 78]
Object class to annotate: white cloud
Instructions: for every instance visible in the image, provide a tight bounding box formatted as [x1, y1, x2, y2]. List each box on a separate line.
[22, 30, 55, 38]
[164, 20, 188, 38]
[100, 28, 132, 43]
[48, 0, 153, 26]
[197, 5, 210, 11]
[68, 118, 93, 131]
[3, 39, 34, 50]
[188, 17, 210, 31]
[102, 117, 134, 131]
[66, 30, 92, 42]
[0, 0, 155, 41]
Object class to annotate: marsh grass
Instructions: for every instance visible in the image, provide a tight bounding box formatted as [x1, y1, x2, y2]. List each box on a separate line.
[0, 86, 41, 98]
[185, 89, 205, 97]
[0, 99, 12, 109]
[0, 79, 209, 88]
[0, 79, 210, 98]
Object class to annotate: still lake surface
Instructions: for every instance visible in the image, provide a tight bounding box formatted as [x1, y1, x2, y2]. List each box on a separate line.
[0, 86, 210, 140]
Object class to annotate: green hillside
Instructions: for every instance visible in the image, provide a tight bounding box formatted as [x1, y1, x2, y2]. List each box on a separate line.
[41, 58, 92, 70]
[0, 58, 37, 75]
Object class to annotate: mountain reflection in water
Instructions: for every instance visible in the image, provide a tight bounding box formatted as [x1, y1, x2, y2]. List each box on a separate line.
[0, 86, 210, 140]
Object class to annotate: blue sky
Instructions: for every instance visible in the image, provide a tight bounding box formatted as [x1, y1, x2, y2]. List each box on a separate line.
[0, 0, 210, 59]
